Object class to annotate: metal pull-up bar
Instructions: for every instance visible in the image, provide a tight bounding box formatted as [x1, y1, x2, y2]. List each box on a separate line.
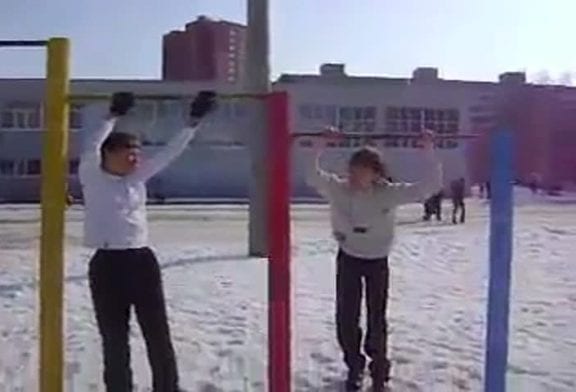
[69, 92, 265, 102]
[0, 40, 48, 47]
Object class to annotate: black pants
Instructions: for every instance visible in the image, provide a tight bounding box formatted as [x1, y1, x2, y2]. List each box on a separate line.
[336, 250, 390, 381]
[452, 198, 465, 224]
[89, 247, 179, 392]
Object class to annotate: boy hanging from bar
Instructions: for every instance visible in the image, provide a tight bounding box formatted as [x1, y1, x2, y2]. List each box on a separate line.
[79, 91, 217, 392]
[307, 127, 443, 392]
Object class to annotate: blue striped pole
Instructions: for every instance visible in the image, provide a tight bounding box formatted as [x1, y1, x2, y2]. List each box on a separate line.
[484, 128, 514, 392]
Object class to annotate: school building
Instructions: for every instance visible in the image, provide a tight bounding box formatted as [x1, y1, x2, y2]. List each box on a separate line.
[1, 64, 575, 201]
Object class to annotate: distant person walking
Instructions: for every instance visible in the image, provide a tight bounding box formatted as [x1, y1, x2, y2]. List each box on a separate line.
[529, 172, 541, 195]
[450, 178, 466, 224]
[423, 191, 443, 222]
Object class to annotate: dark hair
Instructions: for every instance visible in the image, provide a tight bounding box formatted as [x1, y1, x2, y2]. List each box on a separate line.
[348, 147, 386, 177]
[100, 132, 140, 159]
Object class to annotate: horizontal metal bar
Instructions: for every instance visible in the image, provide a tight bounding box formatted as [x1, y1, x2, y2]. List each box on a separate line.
[69, 92, 266, 102]
[292, 132, 479, 139]
[0, 40, 48, 47]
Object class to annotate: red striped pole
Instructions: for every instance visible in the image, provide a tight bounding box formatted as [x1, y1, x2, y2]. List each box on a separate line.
[266, 91, 291, 392]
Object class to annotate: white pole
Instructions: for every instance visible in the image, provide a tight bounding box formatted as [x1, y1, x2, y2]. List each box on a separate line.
[245, 0, 271, 256]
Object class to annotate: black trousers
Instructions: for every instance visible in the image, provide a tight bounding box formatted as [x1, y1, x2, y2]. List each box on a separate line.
[452, 198, 465, 224]
[89, 247, 179, 392]
[336, 250, 390, 381]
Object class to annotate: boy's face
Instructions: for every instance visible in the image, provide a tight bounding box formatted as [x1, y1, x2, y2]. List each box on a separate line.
[104, 146, 141, 176]
[348, 164, 379, 190]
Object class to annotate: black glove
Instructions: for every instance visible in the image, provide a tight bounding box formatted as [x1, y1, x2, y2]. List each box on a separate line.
[110, 92, 135, 116]
[190, 90, 218, 120]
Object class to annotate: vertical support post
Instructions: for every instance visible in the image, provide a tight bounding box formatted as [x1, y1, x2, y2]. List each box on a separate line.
[39, 37, 70, 392]
[267, 92, 291, 392]
[484, 128, 514, 392]
[246, 0, 271, 257]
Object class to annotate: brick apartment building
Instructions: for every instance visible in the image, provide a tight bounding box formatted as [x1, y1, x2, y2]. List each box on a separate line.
[162, 16, 246, 84]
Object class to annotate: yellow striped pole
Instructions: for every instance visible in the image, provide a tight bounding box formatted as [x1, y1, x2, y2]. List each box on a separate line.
[39, 37, 70, 392]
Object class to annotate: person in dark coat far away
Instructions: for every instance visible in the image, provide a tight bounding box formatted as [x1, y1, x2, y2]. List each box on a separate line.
[451, 178, 466, 224]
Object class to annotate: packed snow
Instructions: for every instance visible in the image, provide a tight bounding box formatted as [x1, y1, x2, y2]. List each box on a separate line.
[1, 190, 575, 391]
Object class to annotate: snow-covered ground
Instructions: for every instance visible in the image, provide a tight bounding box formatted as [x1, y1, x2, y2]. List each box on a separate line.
[1, 191, 575, 391]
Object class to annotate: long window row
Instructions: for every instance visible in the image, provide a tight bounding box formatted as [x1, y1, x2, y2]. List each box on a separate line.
[0, 100, 249, 131]
[298, 104, 461, 149]
[0, 159, 79, 177]
[297, 138, 459, 149]
[1, 104, 84, 130]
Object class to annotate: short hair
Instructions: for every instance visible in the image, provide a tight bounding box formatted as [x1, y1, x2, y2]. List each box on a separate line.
[100, 132, 140, 158]
[348, 147, 386, 177]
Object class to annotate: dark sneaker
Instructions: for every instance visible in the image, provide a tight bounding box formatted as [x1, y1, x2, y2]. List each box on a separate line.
[371, 381, 389, 392]
[369, 359, 391, 382]
[345, 371, 364, 391]
[370, 362, 391, 392]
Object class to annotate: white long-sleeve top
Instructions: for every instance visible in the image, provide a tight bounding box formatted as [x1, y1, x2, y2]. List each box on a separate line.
[307, 149, 443, 259]
[79, 118, 199, 249]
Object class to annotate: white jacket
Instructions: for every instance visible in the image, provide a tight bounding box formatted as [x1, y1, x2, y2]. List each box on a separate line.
[79, 118, 199, 249]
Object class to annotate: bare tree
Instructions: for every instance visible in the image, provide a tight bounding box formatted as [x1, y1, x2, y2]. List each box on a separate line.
[558, 71, 573, 86]
[532, 70, 553, 85]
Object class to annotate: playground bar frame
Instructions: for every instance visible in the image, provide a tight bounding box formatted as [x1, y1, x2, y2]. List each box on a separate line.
[2, 37, 514, 392]
[484, 128, 514, 392]
[0, 40, 48, 47]
[266, 91, 292, 392]
[0, 36, 70, 392]
[40, 37, 70, 392]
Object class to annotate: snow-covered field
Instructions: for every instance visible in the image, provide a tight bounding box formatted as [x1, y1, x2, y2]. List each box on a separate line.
[1, 191, 575, 391]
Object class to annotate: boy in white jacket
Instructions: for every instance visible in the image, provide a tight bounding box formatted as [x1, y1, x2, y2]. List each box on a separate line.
[80, 91, 217, 391]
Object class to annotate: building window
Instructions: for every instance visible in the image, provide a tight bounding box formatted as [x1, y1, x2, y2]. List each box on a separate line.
[298, 104, 338, 126]
[0, 103, 42, 130]
[70, 104, 83, 129]
[0, 159, 78, 177]
[0, 103, 83, 130]
[385, 106, 460, 148]
[27, 159, 41, 176]
[1, 111, 13, 128]
[13, 159, 41, 176]
[69, 159, 79, 175]
[338, 106, 377, 133]
[15, 160, 26, 176]
[133, 102, 157, 123]
[218, 102, 247, 120]
[0, 160, 14, 177]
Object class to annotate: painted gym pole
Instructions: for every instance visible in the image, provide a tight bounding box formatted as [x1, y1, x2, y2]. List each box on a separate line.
[39, 37, 70, 392]
[246, 0, 271, 257]
[484, 126, 514, 392]
[267, 91, 291, 392]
